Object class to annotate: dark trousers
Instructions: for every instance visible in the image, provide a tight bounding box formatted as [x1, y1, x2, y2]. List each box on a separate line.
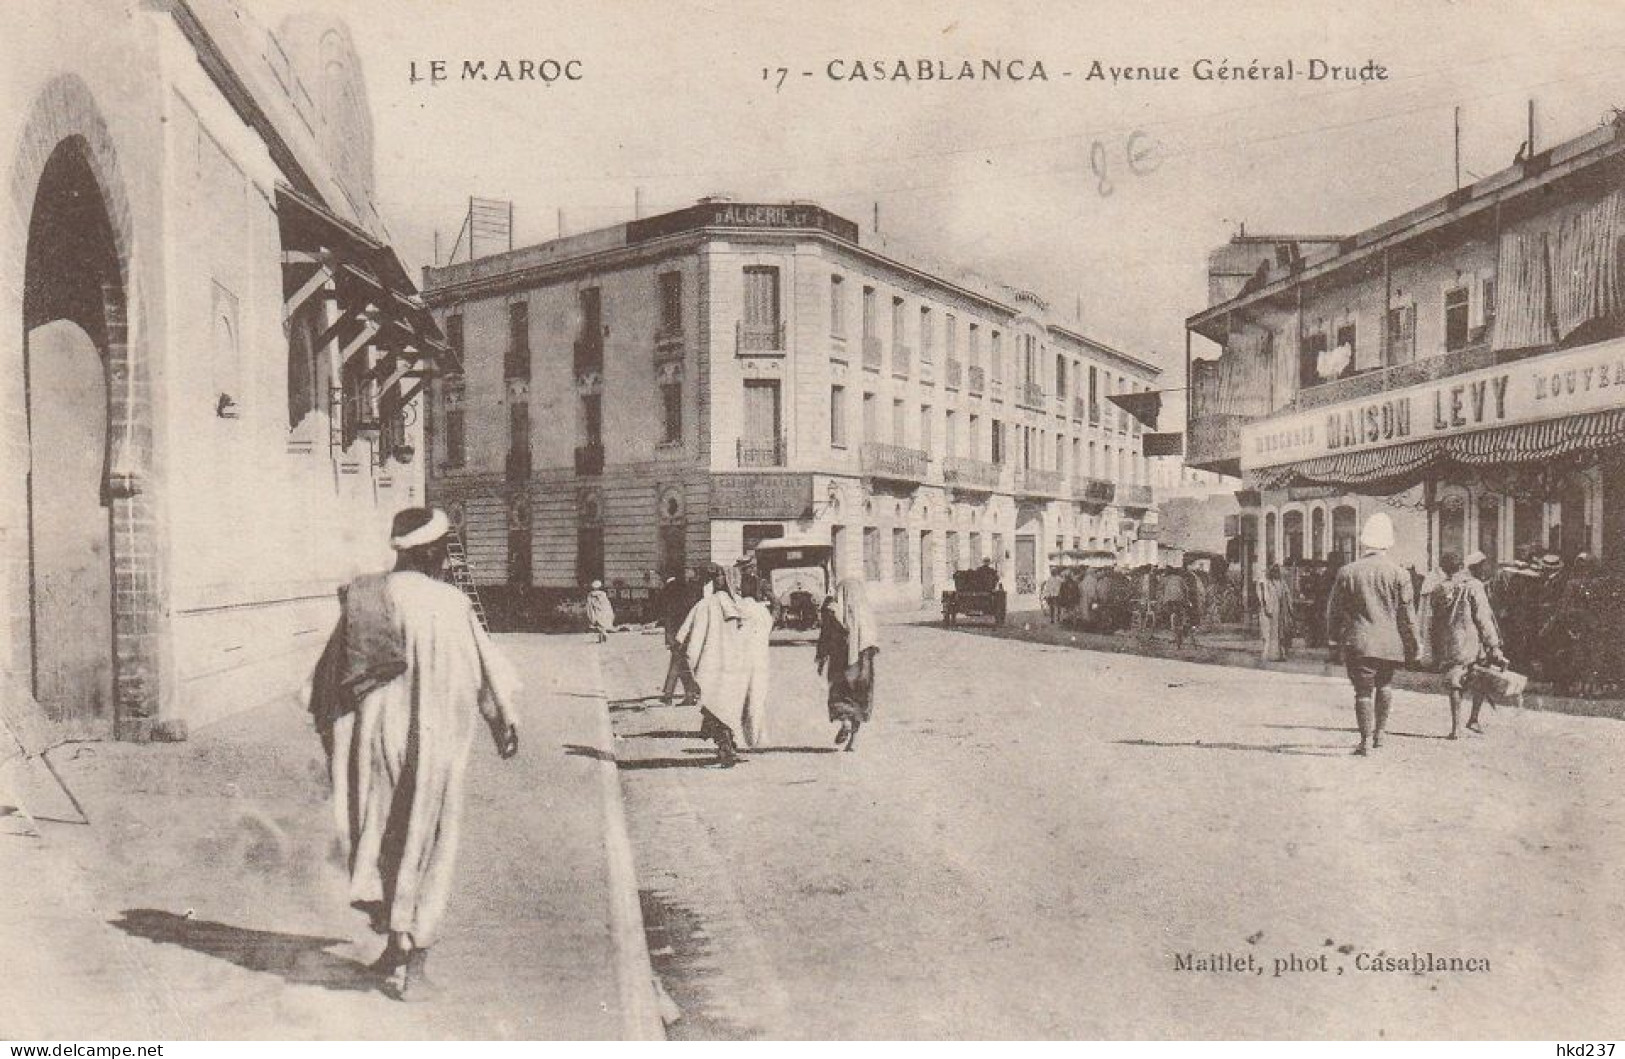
[1346, 656, 1398, 744]
[661, 634, 700, 702]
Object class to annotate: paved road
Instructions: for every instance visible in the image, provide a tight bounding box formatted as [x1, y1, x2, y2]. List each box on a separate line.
[602, 622, 1625, 1039]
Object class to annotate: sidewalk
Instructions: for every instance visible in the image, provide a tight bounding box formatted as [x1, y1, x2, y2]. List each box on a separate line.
[931, 609, 1625, 722]
[0, 634, 661, 1040]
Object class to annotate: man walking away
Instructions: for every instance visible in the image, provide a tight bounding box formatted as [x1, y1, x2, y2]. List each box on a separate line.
[1042, 570, 1064, 623]
[658, 573, 701, 707]
[309, 507, 520, 1000]
[1434, 550, 1506, 738]
[1326, 513, 1418, 756]
[1058, 570, 1082, 628]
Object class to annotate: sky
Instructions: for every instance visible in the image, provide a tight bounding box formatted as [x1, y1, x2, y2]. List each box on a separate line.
[247, 0, 1625, 392]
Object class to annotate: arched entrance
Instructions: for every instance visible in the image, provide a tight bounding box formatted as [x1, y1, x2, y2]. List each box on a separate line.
[22, 139, 122, 736]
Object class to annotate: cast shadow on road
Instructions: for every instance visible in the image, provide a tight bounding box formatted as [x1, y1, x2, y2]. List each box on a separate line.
[563, 743, 617, 763]
[1115, 738, 1346, 758]
[1256, 723, 1452, 741]
[110, 909, 378, 993]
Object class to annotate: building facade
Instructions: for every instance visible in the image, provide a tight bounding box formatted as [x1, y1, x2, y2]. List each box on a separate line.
[1, 2, 446, 741]
[422, 200, 1163, 613]
[1187, 118, 1625, 576]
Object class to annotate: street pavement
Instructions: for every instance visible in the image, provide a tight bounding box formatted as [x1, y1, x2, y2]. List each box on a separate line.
[0, 635, 655, 1041]
[603, 620, 1625, 1039]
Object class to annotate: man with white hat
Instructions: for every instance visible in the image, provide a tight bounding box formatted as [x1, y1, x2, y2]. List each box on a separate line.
[309, 506, 521, 1000]
[1326, 512, 1419, 756]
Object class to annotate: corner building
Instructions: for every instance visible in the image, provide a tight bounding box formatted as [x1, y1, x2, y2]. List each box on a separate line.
[0, 2, 449, 741]
[422, 200, 1162, 613]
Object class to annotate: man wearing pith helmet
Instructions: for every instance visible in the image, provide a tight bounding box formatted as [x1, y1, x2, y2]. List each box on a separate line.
[1325, 512, 1419, 756]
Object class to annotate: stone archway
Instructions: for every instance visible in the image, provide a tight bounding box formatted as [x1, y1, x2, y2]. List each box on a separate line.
[7, 76, 162, 741]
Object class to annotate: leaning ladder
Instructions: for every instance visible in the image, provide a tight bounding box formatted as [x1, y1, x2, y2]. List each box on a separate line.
[445, 528, 490, 630]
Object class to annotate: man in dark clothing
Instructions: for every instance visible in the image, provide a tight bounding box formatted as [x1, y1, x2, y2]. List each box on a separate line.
[1433, 550, 1506, 739]
[658, 573, 702, 706]
[1326, 513, 1419, 756]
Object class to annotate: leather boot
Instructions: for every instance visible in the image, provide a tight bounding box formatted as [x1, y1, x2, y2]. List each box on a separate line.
[1353, 695, 1373, 755]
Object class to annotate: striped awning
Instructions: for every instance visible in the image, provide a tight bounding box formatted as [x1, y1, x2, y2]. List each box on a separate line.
[1253, 407, 1625, 492]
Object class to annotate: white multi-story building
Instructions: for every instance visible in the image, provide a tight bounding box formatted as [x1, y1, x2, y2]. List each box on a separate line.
[423, 199, 1163, 612]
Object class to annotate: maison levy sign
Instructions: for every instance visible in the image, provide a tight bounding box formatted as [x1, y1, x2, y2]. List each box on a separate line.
[1240, 338, 1625, 470]
[709, 473, 815, 519]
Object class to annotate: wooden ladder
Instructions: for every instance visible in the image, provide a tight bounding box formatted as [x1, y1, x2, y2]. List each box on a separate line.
[445, 528, 490, 631]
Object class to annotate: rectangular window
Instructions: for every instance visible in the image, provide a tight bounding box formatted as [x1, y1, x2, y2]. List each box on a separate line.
[1089, 440, 1097, 476]
[991, 419, 1004, 464]
[991, 330, 1003, 380]
[968, 323, 981, 367]
[1055, 354, 1067, 400]
[741, 380, 783, 465]
[658, 272, 683, 335]
[742, 266, 781, 350]
[969, 531, 983, 565]
[830, 274, 846, 337]
[1055, 434, 1066, 475]
[862, 391, 878, 441]
[861, 284, 876, 340]
[893, 528, 910, 582]
[1088, 365, 1099, 421]
[920, 306, 934, 359]
[581, 393, 603, 446]
[946, 314, 957, 360]
[1336, 322, 1357, 358]
[1072, 437, 1081, 476]
[1482, 278, 1497, 332]
[830, 384, 848, 447]
[1300, 330, 1329, 387]
[508, 400, 531, 479]
[661, 382, 682, 445]
[445, 313, 464, 359]
[892, 296, 906, 346]
[1117, 375, 1128, 433]
[920, 404, 933, 453]
[969, 413, 980, 458]
[576, 287, 603, 370]
[863, 527, 881, 581]
[506, 300, 530, 379]
[945, 409, 957, 458]
[892, 398, 906, 445]
[1445, 286, 1470, 351]
[1386, 305, 1416, 364]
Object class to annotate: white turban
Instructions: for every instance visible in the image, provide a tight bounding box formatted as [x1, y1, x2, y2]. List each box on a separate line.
[1359, 512, 1395, 551]
[390, 509, 450, 550]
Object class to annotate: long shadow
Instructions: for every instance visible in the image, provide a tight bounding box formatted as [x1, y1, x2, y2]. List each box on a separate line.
[620, 729, 703, 741]
[110, 909, 378, 992]
[744, 746, 839, 755]
[1257, 723, 1451, 741]
[563, 743, 617, 763]
[617, 756, 731, 771]
[1116, 738, 1346, 758]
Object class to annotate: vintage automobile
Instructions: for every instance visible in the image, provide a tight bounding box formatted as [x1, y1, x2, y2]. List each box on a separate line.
[941, 567, 1007, 626]
[751, 537, 835, 632]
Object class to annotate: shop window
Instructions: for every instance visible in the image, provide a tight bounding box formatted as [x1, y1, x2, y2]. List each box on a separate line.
[1310, 506, 1326, 560]
[1332, 505, 1357, 562]
[576, 526, 604, 585]
[1514, 497, 1544, 555]
[1477, 495, 1501, 565]
[1439, 494, 1468, 560]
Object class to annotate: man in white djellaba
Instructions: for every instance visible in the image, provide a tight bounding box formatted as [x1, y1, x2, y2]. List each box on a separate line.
[310, 507, 521, 1001]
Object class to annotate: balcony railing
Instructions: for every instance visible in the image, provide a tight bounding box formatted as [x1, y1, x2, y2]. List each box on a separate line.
[737, 436, 786, 468]
[1117, 482, 1155, 509]
[737, 320, 786, 355]
[575, 442, 605, 476]
[1185, 412, 1248, 473]
[892, 343, 912, 377]
[945, 359, 963, 389]
[1012, 467, 1065, 498]
[1074, 476, 1117, 506]
[862, 334, 883, 370]
[573, 336, 603, 374]
[1019, 381, 1045, 408]
[942, 456, 1003, 492]
[967, 365, 986, 394]
[860, 441, 929, 483]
